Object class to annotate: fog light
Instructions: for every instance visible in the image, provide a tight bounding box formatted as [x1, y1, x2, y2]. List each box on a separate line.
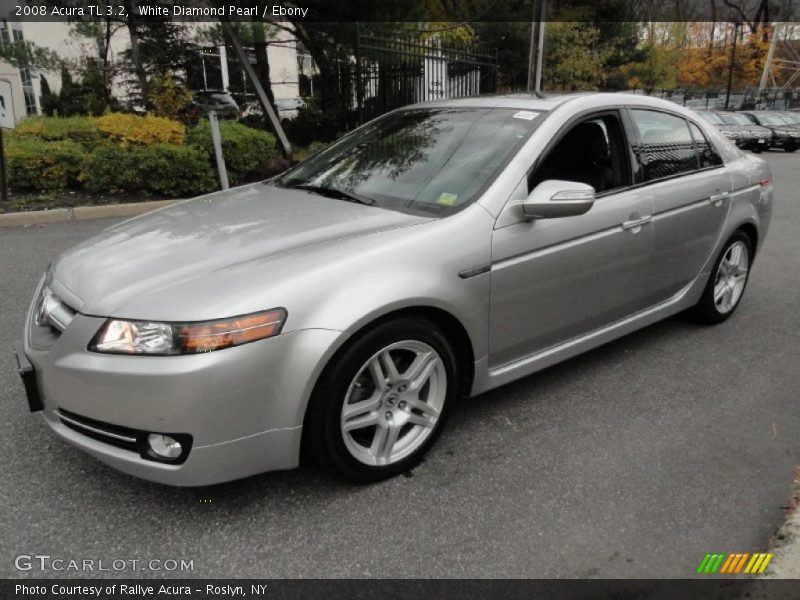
[147, 434, 183, 459]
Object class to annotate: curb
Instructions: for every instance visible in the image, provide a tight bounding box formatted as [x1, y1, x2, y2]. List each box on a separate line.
[0, 199, 179, 228]
[765, 468, 800, 579]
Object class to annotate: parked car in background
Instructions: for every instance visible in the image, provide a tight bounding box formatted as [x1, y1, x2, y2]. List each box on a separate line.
[776, 111, 800, 127]
[15, 93, 773, 486]
[275, 97, 306, 119]
[694, 110, 761, 152]
[240, 97, 306, 120]
[739, 111, 800, 152]
[190, 90, 240, 119]
[716, 112, 771, 153]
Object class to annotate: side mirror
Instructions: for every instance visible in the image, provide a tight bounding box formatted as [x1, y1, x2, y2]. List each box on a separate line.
[522, 180, 595, 219]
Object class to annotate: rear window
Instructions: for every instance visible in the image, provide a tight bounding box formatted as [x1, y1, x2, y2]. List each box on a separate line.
[631, 109, 697, 182]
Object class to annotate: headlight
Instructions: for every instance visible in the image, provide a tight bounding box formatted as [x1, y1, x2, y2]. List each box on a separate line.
[89, 309, 287, 355]
[721, 130, 738, 138]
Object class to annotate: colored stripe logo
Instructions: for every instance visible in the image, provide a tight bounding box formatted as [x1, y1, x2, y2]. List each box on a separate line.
[696, 552, 773, 574]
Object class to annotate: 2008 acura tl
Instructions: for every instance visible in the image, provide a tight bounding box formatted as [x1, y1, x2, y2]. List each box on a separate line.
[15, 94, 773, 485]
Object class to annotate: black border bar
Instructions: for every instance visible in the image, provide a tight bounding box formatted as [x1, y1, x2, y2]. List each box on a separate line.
[4, 579, 800, 600]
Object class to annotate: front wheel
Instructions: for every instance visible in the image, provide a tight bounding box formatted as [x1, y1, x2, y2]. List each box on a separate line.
[785, 146, 798, 153]
[304, 318, 460, 482]
[692, 232, 752, 324]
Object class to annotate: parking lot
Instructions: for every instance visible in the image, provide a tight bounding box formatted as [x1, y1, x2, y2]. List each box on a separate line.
[1, 151, 799, 579]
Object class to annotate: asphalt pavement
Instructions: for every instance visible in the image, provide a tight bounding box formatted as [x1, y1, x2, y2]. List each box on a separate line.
[1, 152, 799, 579]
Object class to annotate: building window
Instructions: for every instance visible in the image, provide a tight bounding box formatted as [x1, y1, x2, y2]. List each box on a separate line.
[0, 20, 9, 46]
[19, 67, 38, 114]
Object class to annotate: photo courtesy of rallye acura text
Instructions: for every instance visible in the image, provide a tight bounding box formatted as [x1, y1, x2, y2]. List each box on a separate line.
[14, 93, 773, 486]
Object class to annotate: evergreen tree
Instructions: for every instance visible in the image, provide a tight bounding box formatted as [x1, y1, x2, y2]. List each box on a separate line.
[57, 66, 84, 116]
[39, 75, 59, 116]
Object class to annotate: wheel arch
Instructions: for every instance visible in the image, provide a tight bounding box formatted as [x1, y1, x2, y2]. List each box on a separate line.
[735, 221, 758, 259]
[299, 305, 476, 454]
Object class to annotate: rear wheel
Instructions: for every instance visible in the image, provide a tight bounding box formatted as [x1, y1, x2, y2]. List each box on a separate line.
[693, 232, 752, 324]
[785, 145, 797, 153]
[304, 318, 459, 482]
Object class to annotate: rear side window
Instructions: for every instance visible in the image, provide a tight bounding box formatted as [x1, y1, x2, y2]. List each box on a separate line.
[688, 121, 723, 168]
[631, 109, 697, 182]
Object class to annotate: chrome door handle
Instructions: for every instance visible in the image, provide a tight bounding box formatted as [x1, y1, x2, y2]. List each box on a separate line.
[621, 215, 652, 231]
[709, 192, 729, 207]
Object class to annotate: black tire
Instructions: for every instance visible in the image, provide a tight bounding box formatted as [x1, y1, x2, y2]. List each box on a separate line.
[692, 231, 753, 324]
[752, 148, 762, 154]
[304, 317, 460, 482]
[785, 146, 797, 153]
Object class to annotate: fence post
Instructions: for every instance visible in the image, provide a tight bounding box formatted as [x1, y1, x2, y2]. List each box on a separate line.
[208, 111, 229, 191]
[354, 22, 363, 125]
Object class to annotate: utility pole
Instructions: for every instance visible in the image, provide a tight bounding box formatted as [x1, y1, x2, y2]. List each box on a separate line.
[758, 22, 780, 100]
[218, 19, 292, 160]
[526, 0, 546, 94]
[724, 21, 741, 110]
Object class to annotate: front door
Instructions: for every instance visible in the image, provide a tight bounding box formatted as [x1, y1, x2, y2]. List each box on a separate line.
[489, 112, 655, 369]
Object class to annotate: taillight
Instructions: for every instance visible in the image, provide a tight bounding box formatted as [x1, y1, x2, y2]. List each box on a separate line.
[758, 178, 771, 187]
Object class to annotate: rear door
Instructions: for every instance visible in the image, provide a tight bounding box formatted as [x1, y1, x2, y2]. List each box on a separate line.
[626, 109, 731, 305]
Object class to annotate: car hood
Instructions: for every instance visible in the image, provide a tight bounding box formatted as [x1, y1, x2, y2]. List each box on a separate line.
[50, 183, 431, 316]
[721, 125, 756, 133]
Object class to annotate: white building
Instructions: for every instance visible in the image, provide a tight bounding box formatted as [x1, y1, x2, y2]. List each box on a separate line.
[0, 19, 307, 122]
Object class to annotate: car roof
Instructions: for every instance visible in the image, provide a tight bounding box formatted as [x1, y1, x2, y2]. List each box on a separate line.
[411, 92, 704, 116]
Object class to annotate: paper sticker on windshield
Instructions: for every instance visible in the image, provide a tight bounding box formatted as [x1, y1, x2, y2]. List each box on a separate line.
[513, 111, 536, 121]
[437, 193, 458, 206]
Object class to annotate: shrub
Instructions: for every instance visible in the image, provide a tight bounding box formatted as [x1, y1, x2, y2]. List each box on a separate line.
[187, 120, 278, 184]
[6, 138, 86, 191]
[13, 116, 101, 143]
[150, 72, 192, 122]
[80, 144, 215, 197]
[13, 113, 186, 146]
[306, 140, 330, 156]
[281, 99, 343, 147]
[79, 145, 146, 193]
[137, 145, 216, 197]
[96, 113, 185, 146]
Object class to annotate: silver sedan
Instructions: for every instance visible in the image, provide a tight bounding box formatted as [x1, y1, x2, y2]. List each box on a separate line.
[15, 93, 773, 485]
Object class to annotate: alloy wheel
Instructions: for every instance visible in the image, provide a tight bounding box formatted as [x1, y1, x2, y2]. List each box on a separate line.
[340, 340, 446, 466]
[713, 240, 750, 314]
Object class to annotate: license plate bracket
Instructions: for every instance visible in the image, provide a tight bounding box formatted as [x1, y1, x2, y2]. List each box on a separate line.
[14, 343, 43, 412]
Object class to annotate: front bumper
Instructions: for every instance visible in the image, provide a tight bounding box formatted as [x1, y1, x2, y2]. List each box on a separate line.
[736, 136, 768, 149]
[22, 312, 343, 486]
[770, 135, 799, 147]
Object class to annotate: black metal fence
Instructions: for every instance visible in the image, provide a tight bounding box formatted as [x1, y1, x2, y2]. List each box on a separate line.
[623, 88, 800, 111]
[353, 35, 498, 124]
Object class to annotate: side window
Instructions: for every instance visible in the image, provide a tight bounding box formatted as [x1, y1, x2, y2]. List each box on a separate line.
[688, 121, 723, 168]
[630, 109, 698, 182]
[528, 113, 631, 195]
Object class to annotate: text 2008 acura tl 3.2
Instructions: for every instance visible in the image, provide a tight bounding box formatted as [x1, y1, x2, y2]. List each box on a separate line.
[15, 94, 772, 485]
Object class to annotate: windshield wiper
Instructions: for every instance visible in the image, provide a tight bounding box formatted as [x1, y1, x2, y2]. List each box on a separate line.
[286, 183, 375, 206]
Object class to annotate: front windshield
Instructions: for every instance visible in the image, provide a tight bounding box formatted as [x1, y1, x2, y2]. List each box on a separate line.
[782, 113, 800, 124]
[279, 108, 541, 215]
[757, 114, 790, 126]
[698, 112, 724, 125]
[719, 113, 751, 126]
